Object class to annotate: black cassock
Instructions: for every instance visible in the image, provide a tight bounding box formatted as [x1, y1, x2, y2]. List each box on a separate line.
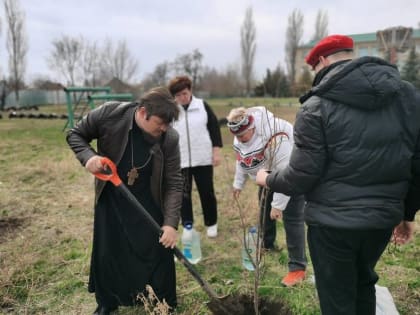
[88, 124, 176, 308]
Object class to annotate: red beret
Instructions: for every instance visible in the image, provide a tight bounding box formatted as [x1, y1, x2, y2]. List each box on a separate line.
[305, 34, 354, 68]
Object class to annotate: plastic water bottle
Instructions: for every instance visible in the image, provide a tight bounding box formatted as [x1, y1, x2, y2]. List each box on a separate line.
[242, 226, 258, 271]
[181, 222, 202, 264]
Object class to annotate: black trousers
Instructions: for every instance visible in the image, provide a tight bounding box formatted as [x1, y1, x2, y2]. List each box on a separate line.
[181, 165, 217, 227]
[258, 188, 277, 248]
[307, 225, 392, 315]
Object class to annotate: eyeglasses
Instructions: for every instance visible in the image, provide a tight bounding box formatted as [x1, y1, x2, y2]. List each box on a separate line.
[227, 115, 249, 132]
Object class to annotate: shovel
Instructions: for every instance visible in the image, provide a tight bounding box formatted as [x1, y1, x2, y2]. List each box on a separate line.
[94, 157, 240, 315]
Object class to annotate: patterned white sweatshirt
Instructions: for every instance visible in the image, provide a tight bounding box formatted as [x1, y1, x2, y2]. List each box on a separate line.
[232, 106, 294, 210]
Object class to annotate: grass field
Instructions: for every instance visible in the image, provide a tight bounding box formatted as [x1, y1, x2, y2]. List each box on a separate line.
[0, 99, 419, 314]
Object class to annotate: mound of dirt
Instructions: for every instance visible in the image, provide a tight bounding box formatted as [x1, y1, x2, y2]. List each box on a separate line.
[0, 217, 26, 243]
[207, 293, 293, 315]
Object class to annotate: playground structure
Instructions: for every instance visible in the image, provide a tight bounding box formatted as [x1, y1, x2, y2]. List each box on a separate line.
[63, 87, 133, 129]
[87, 93, 134, 108]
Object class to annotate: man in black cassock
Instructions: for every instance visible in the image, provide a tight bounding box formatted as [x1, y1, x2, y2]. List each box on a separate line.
[67, 87, 182, 315]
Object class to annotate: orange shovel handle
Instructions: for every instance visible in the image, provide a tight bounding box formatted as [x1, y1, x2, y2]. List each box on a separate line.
[94, 157, 122, 186]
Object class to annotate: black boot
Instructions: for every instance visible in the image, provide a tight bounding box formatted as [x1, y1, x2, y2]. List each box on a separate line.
[92, 305, 118, 315]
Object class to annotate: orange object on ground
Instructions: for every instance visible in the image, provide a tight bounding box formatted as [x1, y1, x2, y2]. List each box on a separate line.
[281, 270, 306, 287]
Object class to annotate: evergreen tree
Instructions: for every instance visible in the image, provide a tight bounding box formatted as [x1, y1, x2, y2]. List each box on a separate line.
[295, 67, 313, 95]
[401, 47, 420, 89]
[254, 66, 290, 97]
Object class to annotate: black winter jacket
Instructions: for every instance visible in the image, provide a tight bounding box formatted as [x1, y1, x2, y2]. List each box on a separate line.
[267, 56, 420, 228]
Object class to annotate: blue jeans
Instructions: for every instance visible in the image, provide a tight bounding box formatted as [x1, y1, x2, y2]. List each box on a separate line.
[259, 189, 307, 271]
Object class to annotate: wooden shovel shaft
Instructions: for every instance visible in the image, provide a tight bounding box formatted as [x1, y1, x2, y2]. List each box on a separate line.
[116, 181, 221, 300]
[95, 157, 231, 314]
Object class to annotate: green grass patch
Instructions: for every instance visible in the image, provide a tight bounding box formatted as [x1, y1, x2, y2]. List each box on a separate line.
[0, 101, 419, 314]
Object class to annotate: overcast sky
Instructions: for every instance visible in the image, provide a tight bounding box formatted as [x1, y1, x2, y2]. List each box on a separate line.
[5, 0, 420, 84]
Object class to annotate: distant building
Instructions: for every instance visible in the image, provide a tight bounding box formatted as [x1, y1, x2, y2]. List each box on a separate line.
[33, 81, 65, 91]
[105, 77, 142, 100]
[295, 26, 420, 83]
[105, 77, 133, 93]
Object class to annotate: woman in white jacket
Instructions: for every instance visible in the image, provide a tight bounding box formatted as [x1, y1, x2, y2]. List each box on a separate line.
[227, 106, 307, 287]
[169, 76, 223, 238]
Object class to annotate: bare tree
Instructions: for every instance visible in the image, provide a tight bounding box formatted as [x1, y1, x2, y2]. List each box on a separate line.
[48, 36, 138, 86]
[200, 64, 242, 97]
[190, 49, 203, 88]
[285, 8, 304, 86]
[0, 14, 2, 71]
[311, 10, 329, 42]
[81, 40, 100, 86]
[99, 39, 139, 83]
[231, 106, 290, 315]
[4, 0, 28, 103]
[48, 35, 84, 86]
[0, 15, 5, 111]
[97, 39, 113, 83]
[172, 49, 203, 88]
[141, 61, 170, 91]
[241, 6, 256, 97]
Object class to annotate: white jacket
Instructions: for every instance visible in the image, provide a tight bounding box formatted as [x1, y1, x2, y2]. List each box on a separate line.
[172, 96, 213, 168]
[232, 106, 294, 210]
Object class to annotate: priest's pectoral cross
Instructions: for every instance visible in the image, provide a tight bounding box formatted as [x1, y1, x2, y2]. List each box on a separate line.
[127, 168, 139, 186]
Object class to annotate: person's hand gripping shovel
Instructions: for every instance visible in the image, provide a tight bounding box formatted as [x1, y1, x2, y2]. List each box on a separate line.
[94, 157, 242, 315]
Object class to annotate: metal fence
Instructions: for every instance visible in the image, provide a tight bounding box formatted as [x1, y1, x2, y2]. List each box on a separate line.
[4, 90, 67, 108]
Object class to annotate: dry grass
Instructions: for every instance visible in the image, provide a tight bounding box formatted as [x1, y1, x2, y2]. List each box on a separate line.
[0, 102, 419, 314]
[137, 285, 172, 315]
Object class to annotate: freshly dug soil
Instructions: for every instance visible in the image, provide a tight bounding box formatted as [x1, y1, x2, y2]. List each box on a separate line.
[0, 217, 26, 243]
[207, 293, 293, 315]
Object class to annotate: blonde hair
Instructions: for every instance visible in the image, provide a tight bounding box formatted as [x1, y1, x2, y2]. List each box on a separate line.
[226, 107, 248, 123]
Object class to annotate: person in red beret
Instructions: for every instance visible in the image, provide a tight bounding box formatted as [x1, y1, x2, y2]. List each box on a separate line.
[256, 34, 420, 315]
